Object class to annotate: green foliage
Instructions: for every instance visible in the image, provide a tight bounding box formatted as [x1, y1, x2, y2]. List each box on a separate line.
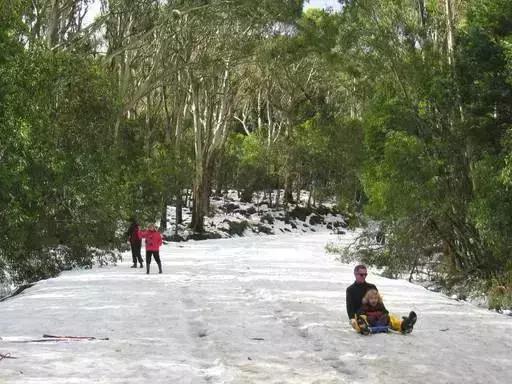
[220, 132, 277, 201]
[0, 44, 132, 284]
[334, 218, 442, 280]
[325, 0, 512, 290]
[363, 130, 435, 218]
[469, 156, 512, 271]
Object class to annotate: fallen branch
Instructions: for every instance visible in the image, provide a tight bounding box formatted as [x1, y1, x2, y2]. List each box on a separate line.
[43, 334, 109, 341]
[0, 352, 16, 361]
[2, 334, 109, 343]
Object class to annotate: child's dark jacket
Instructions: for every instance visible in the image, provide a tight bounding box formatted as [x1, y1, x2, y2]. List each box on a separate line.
[358, 303, 389, 326]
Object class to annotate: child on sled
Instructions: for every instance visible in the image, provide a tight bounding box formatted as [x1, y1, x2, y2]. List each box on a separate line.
[355, 289, 416, 335]
[356, 289, 390, 334]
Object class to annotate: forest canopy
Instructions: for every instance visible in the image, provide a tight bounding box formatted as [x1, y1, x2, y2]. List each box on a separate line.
[1, 1, 512, 306]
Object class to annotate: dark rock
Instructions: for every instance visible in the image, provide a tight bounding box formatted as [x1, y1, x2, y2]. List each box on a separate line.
[309, 214, 324, 226]
[290, 222, 297, 229]
[315, 205, 330, 216]
[284, 228, 291, 232]
[221, 220, 249, 236]
[327, 223, 333, 230]
[246, 206, 257, 215]
[255, 224, 274, 235]
[240, 190, 253, 203]
[187, 232, 223, 241]
[225, 203, 240, 213]
[166, 234, 185, 242]
[260, 213, 275, 225]
[289, 206, 313, 222]
[333, 221, 348, 229]
[233, 208, 249, 217]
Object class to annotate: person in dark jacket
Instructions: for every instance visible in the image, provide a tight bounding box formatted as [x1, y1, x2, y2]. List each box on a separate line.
[346, 265, 377, 322]
[127, 218, 143, 268]
[346, 264, 417, 334]
[140, 223, 163, 274]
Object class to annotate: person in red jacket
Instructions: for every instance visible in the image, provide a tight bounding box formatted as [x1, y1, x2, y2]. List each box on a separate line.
[140, 223, 163, 274]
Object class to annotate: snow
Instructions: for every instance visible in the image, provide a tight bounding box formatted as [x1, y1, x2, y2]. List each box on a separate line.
[1, 232, 511, 383]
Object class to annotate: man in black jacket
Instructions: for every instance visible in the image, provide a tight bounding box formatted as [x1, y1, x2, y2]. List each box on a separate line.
[346, 264, 417, 333]
[346, 265, 377, 327]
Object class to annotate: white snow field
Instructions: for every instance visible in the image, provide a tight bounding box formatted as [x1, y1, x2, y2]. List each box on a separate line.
[1, 232, 511, 384]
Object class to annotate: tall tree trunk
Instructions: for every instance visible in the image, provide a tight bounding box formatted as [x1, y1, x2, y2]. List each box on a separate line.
[160, 199, 168, 231]
[145, 94, 152, 156]
[444, 0, 455, 67]
[47, 0, 60, 48]
[191, 164, 210, 233]
[184, 189, 190, 208]
[417, 0, 426, 27]
[284, 173, 293, 203]
[215, 155, 224, 196]
[257, 89, 262, 131]
[175, 193, 183, 225]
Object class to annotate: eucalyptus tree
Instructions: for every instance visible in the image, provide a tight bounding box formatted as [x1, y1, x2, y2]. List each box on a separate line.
[217, 8, 363, 208]
[19, 0, 93, 48]
[96, 0, 304, 231]
[172, 0, 304, 231]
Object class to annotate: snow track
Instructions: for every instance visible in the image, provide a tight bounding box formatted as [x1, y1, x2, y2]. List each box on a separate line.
[1, 232, 511, 383]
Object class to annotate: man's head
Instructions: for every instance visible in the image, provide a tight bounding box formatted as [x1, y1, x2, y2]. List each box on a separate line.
[148, 223, 157, 231]
[354, 264, 368, 283]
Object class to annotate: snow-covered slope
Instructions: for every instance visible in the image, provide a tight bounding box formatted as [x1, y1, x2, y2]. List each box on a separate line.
[1, 232, 511, 383]
[164, 190, 347, 241]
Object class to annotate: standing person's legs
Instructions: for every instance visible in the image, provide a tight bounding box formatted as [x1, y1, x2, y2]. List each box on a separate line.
[134, 242, 143, 268]
[153, 251, 162, 274]
[146, 251, 154, 274]
[130, 243, 137, 267]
